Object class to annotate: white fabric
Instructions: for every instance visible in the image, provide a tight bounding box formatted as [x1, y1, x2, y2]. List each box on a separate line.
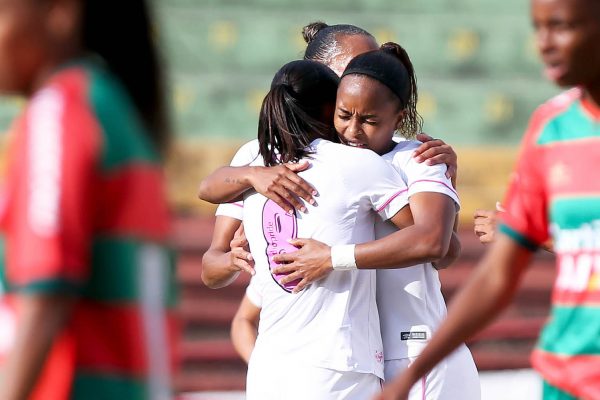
[214, 139, 260, 220]
[247, 346, 382, 400]
[331, 244, 357, 270]
[376, 139, 462, 361]
[245, 276, 263, 308]
[383, 345, 480, 400]
[243, 138, 408, 380]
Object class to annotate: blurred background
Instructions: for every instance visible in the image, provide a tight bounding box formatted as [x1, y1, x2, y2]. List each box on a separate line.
[1, 0, 558, 398]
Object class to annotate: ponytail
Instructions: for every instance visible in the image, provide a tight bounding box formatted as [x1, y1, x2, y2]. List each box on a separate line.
[81, 0, 169, 151]
[380, 42, 422, 138]
[257, 60, 339, 167]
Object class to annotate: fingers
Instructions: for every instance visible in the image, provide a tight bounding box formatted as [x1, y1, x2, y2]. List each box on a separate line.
[413, 144, 456, 165]
[445, 165, 457, 181]
[280, 169, 318, 204]
[473, 209, 496, 219]
[231, 248, 255, 275]
[279, 269, 304, 285]
[272, 252, 296, 266]
[292, 278, 310, 293]
[269, 182, 310, 213]
[285, 160, 310, 173]
[415, 132, 433, 142]
[496, 201, 506, 212]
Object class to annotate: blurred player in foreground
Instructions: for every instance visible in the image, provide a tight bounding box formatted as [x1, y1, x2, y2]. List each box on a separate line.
[0, 0, 177, 399]
[377, 0, 600, 399]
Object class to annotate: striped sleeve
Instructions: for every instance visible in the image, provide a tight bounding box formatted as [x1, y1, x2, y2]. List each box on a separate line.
[6, 82, 101, 293]
[499, 108, 550, 250]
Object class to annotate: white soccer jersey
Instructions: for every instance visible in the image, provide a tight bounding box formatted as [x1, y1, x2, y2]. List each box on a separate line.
[243, 138, 408, 379]
[214, 139, 260, 220]
[376, 139, 460, 361]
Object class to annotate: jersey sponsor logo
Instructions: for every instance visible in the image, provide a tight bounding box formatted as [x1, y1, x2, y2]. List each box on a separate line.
[401, 331, 427, 340]
[553, 221, 600, 294]
[27, 88, 63, 237]
[262, 200, 299, 292]
[375, 350, 384, 364]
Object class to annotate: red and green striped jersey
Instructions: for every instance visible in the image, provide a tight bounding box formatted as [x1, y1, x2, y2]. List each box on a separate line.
[500, 88, 600, 399]
[0, 59, 178, 400]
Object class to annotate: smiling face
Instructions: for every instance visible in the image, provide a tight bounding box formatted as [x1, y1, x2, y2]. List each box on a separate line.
[334, 74, 404, 155]
[532, 0, 600, 88]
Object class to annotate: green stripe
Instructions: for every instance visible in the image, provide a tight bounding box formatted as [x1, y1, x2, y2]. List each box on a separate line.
[85, 237, 177, 306]
[499, 224, 539, 251]
[87, 62, 160, 171]
[71, 372, 147, 400]
[539, 306, 600, 356]
[537, 102, 600, 145]
[0, 238, 7, 294]
[12, 279, 83, 295]
[550, 197, 600, 229]
[542, 380, 578, 400]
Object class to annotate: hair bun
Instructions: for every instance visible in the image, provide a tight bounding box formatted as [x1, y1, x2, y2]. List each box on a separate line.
[302, 21, 329, 44]
[380, 42, 403, 56]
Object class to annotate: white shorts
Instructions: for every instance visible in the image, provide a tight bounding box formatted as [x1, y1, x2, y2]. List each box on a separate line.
[384, 345, 481, 400]
[247, 349, 381, 400]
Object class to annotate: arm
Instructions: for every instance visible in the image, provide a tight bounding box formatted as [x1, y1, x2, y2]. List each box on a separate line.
[198, 162, 315, 213]
[201, 216, 254, 289]
[433, 231, 461, 270]
[375, 234, 532, 400]
[0, 294, 75, 400]
[272, 192, 457, 292]
[230, 295, 261, 364]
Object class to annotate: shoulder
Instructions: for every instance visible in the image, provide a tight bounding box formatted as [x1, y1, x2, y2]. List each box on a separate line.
[525, 88, 580, 144]
[383, 139, 421, 165]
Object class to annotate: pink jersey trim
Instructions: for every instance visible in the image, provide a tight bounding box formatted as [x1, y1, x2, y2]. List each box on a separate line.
[232, 202, 243, 208]
[376, 189, 408, 213]
[421, 376, 426, 400]
[409, 179, 458, 197]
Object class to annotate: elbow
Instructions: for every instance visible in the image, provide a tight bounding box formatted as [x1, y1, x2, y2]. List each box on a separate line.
[197, 179, 215, 203]
[420, 234, 450, 260]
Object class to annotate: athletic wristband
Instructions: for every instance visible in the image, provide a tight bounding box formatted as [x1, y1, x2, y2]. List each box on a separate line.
[331, 244, 357, 270]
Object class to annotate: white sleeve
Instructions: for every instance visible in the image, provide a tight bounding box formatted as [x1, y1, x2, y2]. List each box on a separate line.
[213, 140, 260, 220]
[245, 276, 262, 308]
[349, 151, 409, 221]
[403, 157, 460, 210]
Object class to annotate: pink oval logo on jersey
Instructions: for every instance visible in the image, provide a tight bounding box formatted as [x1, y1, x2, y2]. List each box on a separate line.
[262, 199, 299, 292]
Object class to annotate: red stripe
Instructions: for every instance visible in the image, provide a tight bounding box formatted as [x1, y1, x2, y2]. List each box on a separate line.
[421, 375, 426, 400]
[531, 349, 600, 399]
[232, 202, 243, 208]
[376, 189, 408, 213]
[552, 289, 600, 306]
[409, 179, 459, 197]
[95, 166, 170, 240]
[72, 301, 178, 375]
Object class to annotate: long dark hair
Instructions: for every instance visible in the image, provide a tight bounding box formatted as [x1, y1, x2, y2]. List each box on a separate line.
[81, 0, 169, 151]
[258, 60, 339, 166]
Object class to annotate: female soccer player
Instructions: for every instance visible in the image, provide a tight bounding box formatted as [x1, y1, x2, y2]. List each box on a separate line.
[223, 58, 415, 399]
[270, 43, 480, 400]
[0, 0, 176, 399]
[200, 22, 458, 291]
[378, 0, 600, 399]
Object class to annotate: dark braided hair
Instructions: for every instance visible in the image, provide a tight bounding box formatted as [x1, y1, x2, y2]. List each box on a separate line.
[302, 21, 375, 65]
[258, 60, 339, 167]
[380, 42, 422, 138]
